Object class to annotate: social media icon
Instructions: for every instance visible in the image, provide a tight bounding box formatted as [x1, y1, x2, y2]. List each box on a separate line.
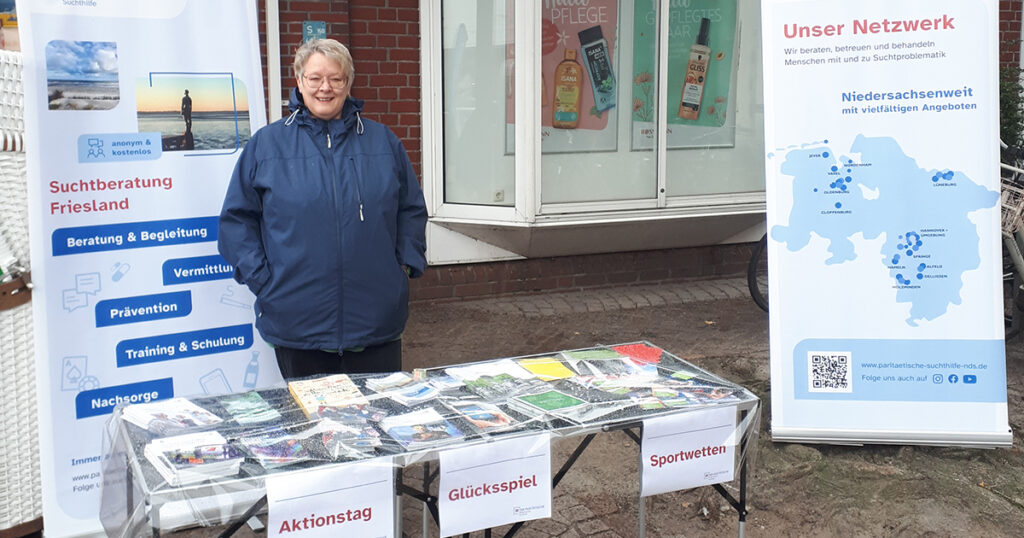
[932, 374, 943, 384]
[948, 374, 958, 384]
[963, 375, 977, 384]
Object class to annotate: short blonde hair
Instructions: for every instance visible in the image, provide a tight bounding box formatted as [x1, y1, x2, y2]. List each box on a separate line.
[293, 39, 355, 82]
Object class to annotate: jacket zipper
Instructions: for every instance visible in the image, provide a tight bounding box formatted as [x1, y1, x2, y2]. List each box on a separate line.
[348, 157, 365, 222]
[324, 125, 345, 351]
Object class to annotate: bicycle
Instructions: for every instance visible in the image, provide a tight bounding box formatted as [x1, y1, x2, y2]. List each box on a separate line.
[747, 232, 769, 312]
[1000, 141, 1024, 339]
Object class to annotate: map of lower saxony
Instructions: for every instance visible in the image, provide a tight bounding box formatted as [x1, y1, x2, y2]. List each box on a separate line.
[771, 134, 999, 326]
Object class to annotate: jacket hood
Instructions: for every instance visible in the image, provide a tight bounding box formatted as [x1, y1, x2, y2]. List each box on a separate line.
[286, 87, 366, 133]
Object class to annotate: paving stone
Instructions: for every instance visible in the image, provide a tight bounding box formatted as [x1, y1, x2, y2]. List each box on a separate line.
[577, 517, 611, 534]
[453, 277, 750, 318]
[563, 503, 596, 523]
[555, 527, 583, 538]
[589, 530, 624, 538]
[527, 517, 570, 535]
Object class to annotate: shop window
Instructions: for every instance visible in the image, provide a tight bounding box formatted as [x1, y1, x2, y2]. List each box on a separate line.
[423, 1, 767, 261]
[441, 0, 515, 207]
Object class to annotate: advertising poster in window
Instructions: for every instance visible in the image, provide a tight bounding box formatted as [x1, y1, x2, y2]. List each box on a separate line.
[19, 1, 275, 535]
[761, 0, 1009, 446]
[506, 0, 621, 154]
[631, 0, 739, 150]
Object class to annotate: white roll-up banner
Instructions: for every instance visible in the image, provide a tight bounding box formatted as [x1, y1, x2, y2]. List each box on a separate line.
[20, 1, 275, 535]
[761, 0, 1010, 446]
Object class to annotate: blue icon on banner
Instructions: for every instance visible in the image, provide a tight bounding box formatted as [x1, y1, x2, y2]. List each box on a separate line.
[963, 375, 977, 384]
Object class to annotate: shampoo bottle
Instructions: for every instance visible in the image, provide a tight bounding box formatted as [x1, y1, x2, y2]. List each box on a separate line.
[578, 25, 616, 112]
[552, 49, 583, 129]
[678, 17, 711, 120]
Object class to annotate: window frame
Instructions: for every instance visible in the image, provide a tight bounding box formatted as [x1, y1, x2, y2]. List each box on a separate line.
[420, 0, 767, 226]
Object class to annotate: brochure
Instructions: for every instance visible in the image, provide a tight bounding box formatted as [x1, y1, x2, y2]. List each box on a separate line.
[365, 371, 414, 393]
[612, 343, 664, 365]
[317, 418, 382, 459]
[288, 374, 368, 417]
[380, 407, 466, 450]
[445, 359, 548, 401]
[143, 430, 243, 486]
[121, 397, 223, 435]
[220, 391, 281, 425]
[447, 400, 519, 433]
[238, 426, 319, 469]
[510, 389, 586, 413]
[516, 356, 576, 381]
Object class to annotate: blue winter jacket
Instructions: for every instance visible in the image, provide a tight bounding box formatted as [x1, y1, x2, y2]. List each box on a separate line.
[218, 88, 427, 351]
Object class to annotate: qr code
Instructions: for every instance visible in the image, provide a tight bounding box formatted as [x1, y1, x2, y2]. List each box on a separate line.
[808, 352, 852, 393]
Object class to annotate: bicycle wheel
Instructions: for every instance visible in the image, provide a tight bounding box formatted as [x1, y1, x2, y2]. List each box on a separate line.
[1004, 245, 1023, 340]
[748, 233, 769, 312]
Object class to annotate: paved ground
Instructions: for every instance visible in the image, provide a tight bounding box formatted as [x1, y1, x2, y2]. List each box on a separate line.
[449, 278, 752, 317]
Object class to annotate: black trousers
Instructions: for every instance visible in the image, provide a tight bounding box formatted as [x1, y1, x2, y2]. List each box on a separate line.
[274, 339, 402, 380]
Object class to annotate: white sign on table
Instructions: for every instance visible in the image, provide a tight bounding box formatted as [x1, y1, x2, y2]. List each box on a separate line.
[641, 405, 738, 497]
[266, 458, 395, 538]
[438, 433, 552, 537]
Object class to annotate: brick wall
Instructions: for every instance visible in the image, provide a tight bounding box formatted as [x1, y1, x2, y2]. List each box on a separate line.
[259, 0, 421, 174]
[348, 0, 422, 172]
[1002, 0, 1023, 67]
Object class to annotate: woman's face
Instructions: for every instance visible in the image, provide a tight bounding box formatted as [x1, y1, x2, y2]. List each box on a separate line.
[297, 52, 350, 121]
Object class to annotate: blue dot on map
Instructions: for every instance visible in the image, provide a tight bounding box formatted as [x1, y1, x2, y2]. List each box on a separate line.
[830, 182, 837, 189]
[906, 250, 913, 256]
[813, 188, 818, 192]
[892, 255, 900, 264]
[835, 202, 842, 209]
[831, 166, 838, 172]
[896, 274, 904, 280]
[840, 184, 847, 191]
[932, 176, 939, 182]
[823, 152, 830, 158]
[918, 263, 926, 271]
[917, 273, 923, 280]
[944, 171, 954, 180]
[845, 176, 852, 182]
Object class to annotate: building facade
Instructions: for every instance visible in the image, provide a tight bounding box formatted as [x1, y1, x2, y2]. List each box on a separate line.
[256, 0, 1023, 301]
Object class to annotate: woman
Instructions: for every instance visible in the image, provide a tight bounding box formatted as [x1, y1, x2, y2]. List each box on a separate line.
[218, 39, 427, 379]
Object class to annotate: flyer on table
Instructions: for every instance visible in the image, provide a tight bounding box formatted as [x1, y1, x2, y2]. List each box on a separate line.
[20, 1, 276, 535]
[761, 0, 1009, 445]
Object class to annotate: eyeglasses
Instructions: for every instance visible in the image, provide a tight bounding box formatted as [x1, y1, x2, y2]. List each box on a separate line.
[303, 74, 348, 90]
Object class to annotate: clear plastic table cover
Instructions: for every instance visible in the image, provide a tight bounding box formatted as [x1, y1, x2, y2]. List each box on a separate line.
[100, 341, 761, 536]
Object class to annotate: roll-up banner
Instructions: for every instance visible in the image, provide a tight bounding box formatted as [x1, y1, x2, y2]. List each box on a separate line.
[20, 1, 274, 535]
[761, 0, 1011, 446]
